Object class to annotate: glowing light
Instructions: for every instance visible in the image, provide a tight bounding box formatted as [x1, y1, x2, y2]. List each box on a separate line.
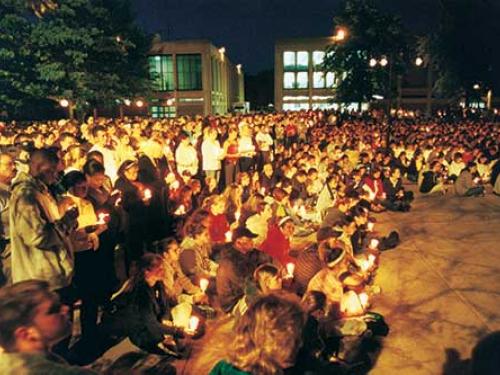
[199, 278, 209, 293]
[225, 231, 233, 242]
[379, 57, 388, 67]
[473, 84, 480, 90]
[59, 99, 70, 108]
[235, 210, 241, 222]
[174, 204, 186, 216]
[369, 239, 380, 250]
[369, 58, 377, 67]
[367, 222, 374, 231]
[334, 28, 347, 41]
[143, 188, 152, 202]
[236, 64, 242, 74]
[187, 315, 200, 333]
[124, 99, 131, 106]
[286, 262, 295, 278]
[359, 293, 369, 309]
[136, 100, 144, 108]
[115, 35, 122, 43]
[415, 57, 424, 66]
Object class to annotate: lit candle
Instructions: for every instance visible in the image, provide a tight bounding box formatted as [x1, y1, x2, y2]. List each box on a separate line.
[199, 278, 209, 293]
[474, 177, 480, 184]
[369, 239, 379, 250]
[260, 187, 266, 195]
[285, 262, 295, 278]
[225, 231, 233, 242]
[174, 204, 186, 216]
[367, 222, 374, 231]
[143, 188, 152, 202]
[114, 197, 122, 207]
[358, 293, 369, 309]
[187, 315, 199, 334]
[359, 259, 370, 272]
[235, 210, 241, 222]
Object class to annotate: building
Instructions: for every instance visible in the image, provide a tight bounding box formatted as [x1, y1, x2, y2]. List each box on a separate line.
[147, 39, 245, 117]
[275, 37, 341, 112]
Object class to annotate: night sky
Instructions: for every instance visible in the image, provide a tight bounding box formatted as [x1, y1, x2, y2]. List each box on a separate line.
[132, 0, 439, 74]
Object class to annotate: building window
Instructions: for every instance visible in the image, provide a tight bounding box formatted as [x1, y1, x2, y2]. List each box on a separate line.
[177, 54, 202, 91]
[326, 72, 336, 88]
[296, 72, 308, 89]
[283, 102, 310, 111]
[283, 51, 296, 70]
[151, 105, 176, 118]
[283, 72, 309, 89]
[283, 51, 309, 71]
[148, 55, 174, 91]
[313, 51, 325, 68]
[313, 72, 325, 89]
[284, 72, 295, 89]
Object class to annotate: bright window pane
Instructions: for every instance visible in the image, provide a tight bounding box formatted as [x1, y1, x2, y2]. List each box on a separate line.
[284, 72, 295, 89]
[296, 51, 309, 70]
[296, 72, 308, 89]
[313, 51, 325, 68]
[148, 55, 174, 91]
[313, 72, 325, 88]
[283, 51, 296, 70]
[326, 72, 336, 88]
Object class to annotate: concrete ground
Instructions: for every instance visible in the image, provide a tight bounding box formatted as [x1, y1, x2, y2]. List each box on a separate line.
[97, 191, 500, 374]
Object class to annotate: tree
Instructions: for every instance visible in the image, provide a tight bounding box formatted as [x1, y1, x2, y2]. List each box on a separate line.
[322, 0, 408, 109]
[30, 0, 151, 118]
[426, 0, 500, 105]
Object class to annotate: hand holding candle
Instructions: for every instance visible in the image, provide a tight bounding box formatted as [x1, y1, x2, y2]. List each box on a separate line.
[367, 221, 374, 232]
[143, 188, 152, 203]
[186, 315, 200, 335]
[225, 231, 233, 242]
[285, 262, 295, 278]
[369, 238, 380, 250]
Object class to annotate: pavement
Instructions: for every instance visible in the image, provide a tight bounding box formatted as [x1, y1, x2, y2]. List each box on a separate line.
[96, 190, 500, 375]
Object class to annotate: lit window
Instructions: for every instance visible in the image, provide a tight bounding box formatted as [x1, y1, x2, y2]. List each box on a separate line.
[313, 72, 325, 88]
[326, 72, 336, 88]
[296, 72, 308, 89]
[151, 105, 176, 118]
[284, 51, 296, 70]
[296, 51, 309, 70]
[313, 51, 325, 67]
[176, 54, 202, 91]
[148, 55, 174, 91]
[284, 72, 295, 89]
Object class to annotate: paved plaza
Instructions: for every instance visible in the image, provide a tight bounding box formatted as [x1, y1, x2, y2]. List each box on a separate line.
[99, 191, 500, 375]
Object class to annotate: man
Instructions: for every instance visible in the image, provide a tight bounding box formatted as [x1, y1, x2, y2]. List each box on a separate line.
[88, 126, 118, 182]
[0, 152, 16, 286]
[215, 227, 272, 314]
[0, 280, 95, 374]
[9, 149, 77, 291]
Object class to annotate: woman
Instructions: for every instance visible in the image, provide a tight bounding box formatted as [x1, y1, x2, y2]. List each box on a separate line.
[209, 293, 305, 375]
[102, 254, 187, 355]
[223, 128, 240, 188]
[202, 127, 224, 184]
[114, 160, 149, 272]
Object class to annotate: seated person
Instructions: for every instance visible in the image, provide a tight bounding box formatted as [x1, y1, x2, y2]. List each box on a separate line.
[259, 216, 296, 266]
[419, 161, 447, 194]
[455, 162, 485, 197]
[209, 293, 306, 375]
[0, 280, 96, 374]
[215, 227, 272, 315]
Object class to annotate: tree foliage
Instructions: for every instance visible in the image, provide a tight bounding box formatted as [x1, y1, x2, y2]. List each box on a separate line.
[426, 0, 500, 102]
[1, 0, 151, 119]
[323, 0, 408, 106]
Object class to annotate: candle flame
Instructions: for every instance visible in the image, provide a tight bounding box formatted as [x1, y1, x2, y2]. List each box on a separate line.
[286, 262, 295, 277]
[225, 231, 233, 242]
[143, 188, 152, 201]
[199, 278, 209, 293]
[359, 293, 369, 309]
[370, 239, 379, 249]
[188, 315, 200, 332]
[97, 212, 110, 225]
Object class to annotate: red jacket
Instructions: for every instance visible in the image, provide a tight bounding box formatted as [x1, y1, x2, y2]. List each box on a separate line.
[208, 213, 230, 243]
[259, 223, 293, 265]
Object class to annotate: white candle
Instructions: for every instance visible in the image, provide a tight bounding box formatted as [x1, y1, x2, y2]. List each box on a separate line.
[367, 222, 374, 231]
[187, 315, 199, 333]
[235, 210, 241, 222]
[225, 231, 233, 242]
[97, 212, 110, 225]
[199, 278, 209, 293]
[359, 293, 369, 309]
[286, 262, 295, 278]
[369, 239, 379, 250]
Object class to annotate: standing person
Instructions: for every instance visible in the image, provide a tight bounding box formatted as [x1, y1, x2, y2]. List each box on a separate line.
[88, 126, 118, 183]
[223, 128, 240, 188]
[0, 281, 96, 375]
[255, 125, 274, 169]
[201, 127, 225, 184]
[175, 133, 199, 178]
[0, 152, 16, 286]
[9, 149, 77, 292]
[238, 125, 256, 173]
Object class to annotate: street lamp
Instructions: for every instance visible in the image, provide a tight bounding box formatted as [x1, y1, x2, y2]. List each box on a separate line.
[59, 99, 69, 108]
[379, 56, 388, 67]
[334, 28, 347, 41]
[124, 99, 131, 106]
[415, 57, 424, 67]
[135, 100, 144, 108]
[369, 58, 378, 67]
[473, 83, 480, 90]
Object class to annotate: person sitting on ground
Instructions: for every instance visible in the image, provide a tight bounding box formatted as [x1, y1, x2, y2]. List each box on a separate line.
[0, 280, 96, 374]
[455, 162, 485, 197]
[419, 160, 447, 194]
[209, 293, 306, 375]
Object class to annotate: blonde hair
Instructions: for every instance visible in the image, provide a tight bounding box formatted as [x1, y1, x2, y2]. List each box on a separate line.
[229, 293, 306, 375]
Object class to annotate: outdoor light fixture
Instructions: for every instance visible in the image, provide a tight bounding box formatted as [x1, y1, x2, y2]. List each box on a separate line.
[124, 99, 131, 106]
[379, 57, 388, 67]
[135, 100, 144, 107]
[59, 99, 70, 107]
[166, 98, 174, 106]
[335, 28, 347, 41]
[473, 84, 480, 90]
[415, 57, 424, 66]
[115, 35, 122, 43]
[219, 47, 226, 54]
[236, 64, 242, 74]
[369, 58, 377, 67]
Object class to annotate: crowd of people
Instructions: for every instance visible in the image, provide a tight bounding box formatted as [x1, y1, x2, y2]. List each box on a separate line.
[0, 110, 499, 374]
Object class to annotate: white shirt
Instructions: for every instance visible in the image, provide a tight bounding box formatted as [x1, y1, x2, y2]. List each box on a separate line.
[201, 139, 223, 171]
[175, 143, 199, 176]
[256, 132, 273, 152]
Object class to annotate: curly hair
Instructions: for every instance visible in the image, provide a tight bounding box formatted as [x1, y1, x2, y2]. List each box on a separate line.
[229, 293, 306, 375]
